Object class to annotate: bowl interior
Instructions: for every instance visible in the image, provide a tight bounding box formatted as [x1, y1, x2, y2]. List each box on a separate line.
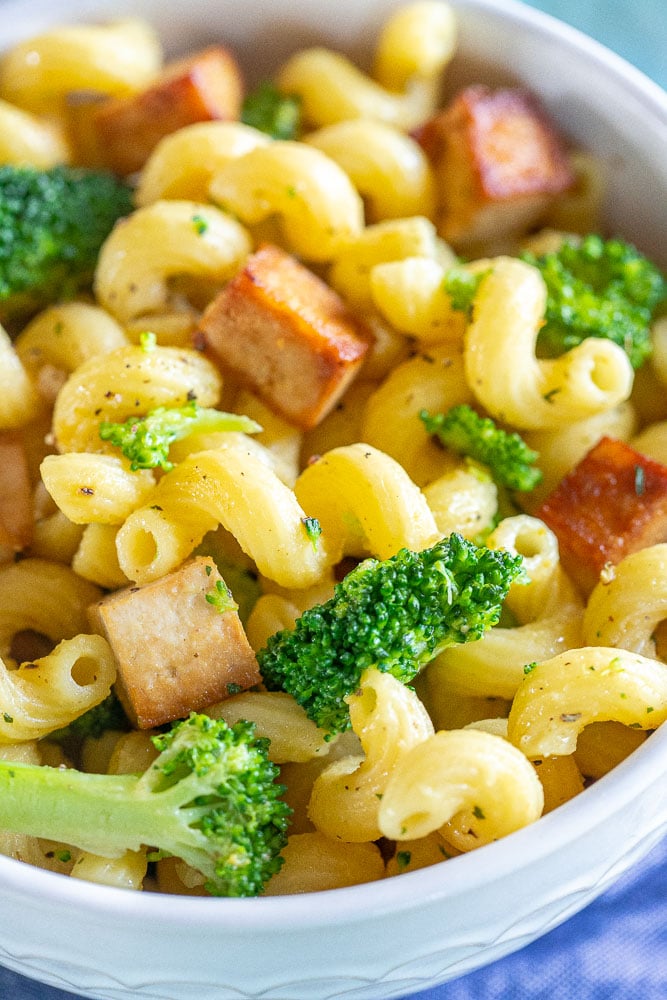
[0, 1, 665, 997]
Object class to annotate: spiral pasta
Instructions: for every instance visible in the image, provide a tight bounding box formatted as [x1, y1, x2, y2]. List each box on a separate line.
[308, 668, 435, 842]
[0, 19, 162, 114]
[116, 444, 330, 587]
[209, 141, 364, 261]
[94, 200, 252, 339]
[0, 100, 70, 167]
[507, 647, 667, 758]
[0, 633, 116, 743]
[52, 343, 221, 455]
[277, 1, 456, 131]
[293, 442, 440, 562]
[378, 728, 544, 845]
[305, 120, 436, 222]
[463, 257, 635, 430]
[135, 121, 271, 206]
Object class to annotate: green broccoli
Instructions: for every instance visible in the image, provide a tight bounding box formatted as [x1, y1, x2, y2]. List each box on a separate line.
[258, 533, 524, 736]
[0, 164, 134, 325]
[99, 400, 262, 471]
[521, 234, 666, 369]
[443, 266, 489, 315]
[0, 713, 290, 897]
[241, 82, 302, 140]
[420, 404, 542, 492]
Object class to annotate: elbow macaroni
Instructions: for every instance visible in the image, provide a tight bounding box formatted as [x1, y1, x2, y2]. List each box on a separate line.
[277, 1, 456, 131]
[464, 257, 635, 430]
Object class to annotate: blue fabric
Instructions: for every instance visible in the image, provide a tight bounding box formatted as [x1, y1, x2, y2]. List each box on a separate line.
[1, 1, 665, 998]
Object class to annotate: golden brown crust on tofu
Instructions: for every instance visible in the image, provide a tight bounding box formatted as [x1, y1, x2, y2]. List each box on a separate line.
[537, 437, 667, 594]
[196, 243, 371, 430]
[87, 556, 260, 729]
[414, 85, 574, 248]
[67, 46, 243, 175]
[0, 431, 33, 560]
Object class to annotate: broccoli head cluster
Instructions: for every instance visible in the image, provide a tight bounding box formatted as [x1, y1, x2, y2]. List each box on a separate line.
[0, 164, 133, 325]
[258, 533, 524, 736]
[522, 234, 666, 369]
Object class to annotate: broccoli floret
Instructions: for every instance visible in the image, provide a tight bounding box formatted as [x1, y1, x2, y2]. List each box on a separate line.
[0, 713, 290, 897]
[258, 533, 523, 736]
[241, 82, 301, 140]
[99, 400, 262, 471]
[0, 164, 134, 324]
[443, 266, 489, 315]
[420, 404, 542, 492]
[49, 691, 130, 748]
[521, 234, 666, 369]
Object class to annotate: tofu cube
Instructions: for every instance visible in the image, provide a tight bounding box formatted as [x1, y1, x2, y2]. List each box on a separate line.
[196, 243, 370, 430]
[537, 436, 667, 593]
[68, 46, 243, 175]
[414, 85, 574, 248]
[88, 556, 260, 728]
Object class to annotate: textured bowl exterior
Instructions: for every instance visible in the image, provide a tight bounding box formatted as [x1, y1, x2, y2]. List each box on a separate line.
[0, 2, 665, 998]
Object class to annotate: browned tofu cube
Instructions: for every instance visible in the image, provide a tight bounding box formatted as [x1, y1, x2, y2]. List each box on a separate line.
[68, 46, 243, 175]
[0, 431, 32, 560]
[196, 243, 370, 430]
[537, 436, 667, 594]
[88, 556, 260, 728]
[414, 85, 574, 248]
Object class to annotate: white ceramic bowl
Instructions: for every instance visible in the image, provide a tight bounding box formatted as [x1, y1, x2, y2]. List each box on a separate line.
[0, 2, 665, 999]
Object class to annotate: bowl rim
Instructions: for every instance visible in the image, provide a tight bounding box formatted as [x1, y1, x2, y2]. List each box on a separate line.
[0, 0, 665, 934]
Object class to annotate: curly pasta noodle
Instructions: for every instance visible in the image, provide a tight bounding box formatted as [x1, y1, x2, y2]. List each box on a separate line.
[0, 99, 70, 167]
[263, 833, 385, 895]
[135, 121, 271, 206]
[463, 257, 635, 430]
[0, 19, 162, 114]
[52, 343, 221, 454]
[327, 215, 453, 312]
[94, 200, 252, 339]
[378, 728, 544, 845]
[305, 120, 436, 222]
[40, 453, 155, 525]
[72, 524, 130, 590]
[0, 558, 101, 663]
[370, 256, 466, 343]
[361, 345, 474, 486]
[308, 668, 435, 842]
[0, 632, 116, 743]
[277, 1, 456, 131]
[462, 718, 585, 815]
[0, 328, 42, 430]
[209, 141, 364, 261]
[422, 465, 497, 540]
[293, 442, 439, 563]
[507, 647, 667, 758]
[15, 302, 128, 380]
[582, 544, 667, 657]
[208, 691, 331, 764]
[116, 444, 330, 587]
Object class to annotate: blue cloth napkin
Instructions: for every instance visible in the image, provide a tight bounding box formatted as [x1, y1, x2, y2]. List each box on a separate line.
[1, 1, 665, 998]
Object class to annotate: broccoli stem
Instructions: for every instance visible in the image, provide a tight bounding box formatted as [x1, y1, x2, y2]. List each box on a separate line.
[0, 714, 291, 896]
[0, 764, 165, 859]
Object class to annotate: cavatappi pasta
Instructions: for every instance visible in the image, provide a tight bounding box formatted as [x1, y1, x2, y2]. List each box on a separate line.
[0, 0, 665, 898]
